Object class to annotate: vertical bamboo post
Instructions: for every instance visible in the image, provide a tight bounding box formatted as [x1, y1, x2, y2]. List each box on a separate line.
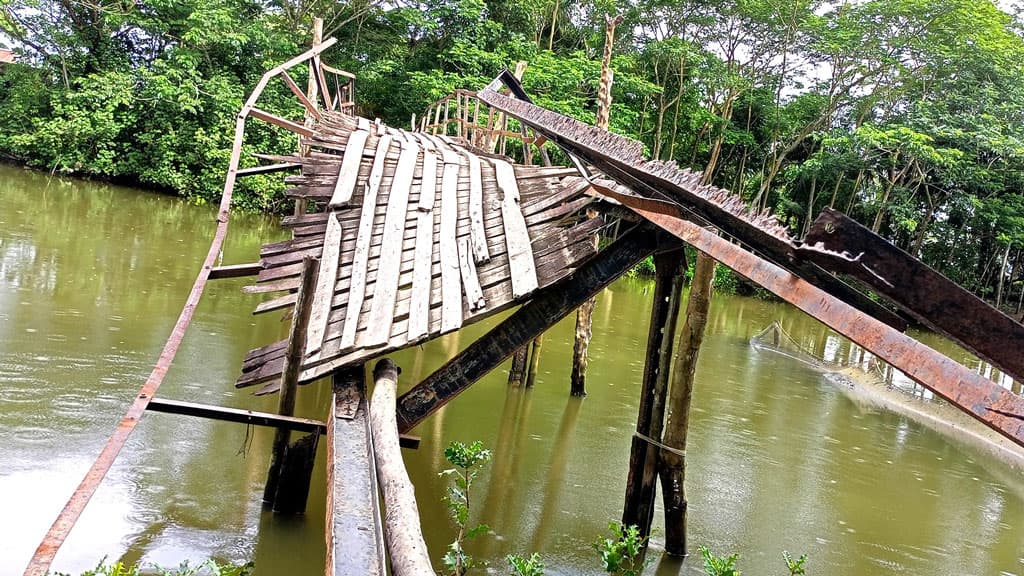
[570, 14, 620, 397]
[508, 346, 529, 387]
[264, 256, 319, 503]
[621, 248, 686, 537]
[659, 250, 715, 556]
[471, 98, 480, 146]
[525, 335, 544, 388]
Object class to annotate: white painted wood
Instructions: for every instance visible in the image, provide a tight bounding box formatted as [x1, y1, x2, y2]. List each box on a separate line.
[489, 159, 538, 298]
[305, 211, 343, 359]
[328, 129, 370, 208]
[458, 237, 486, 311]
[464, 152, 490, 263]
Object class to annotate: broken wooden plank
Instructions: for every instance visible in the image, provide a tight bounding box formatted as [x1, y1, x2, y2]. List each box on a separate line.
[464, 151, 490, 264]
[305, 212, 343, 357]
[279, 70, 322, 120]
[395, 223, 661, 432]
[341, 134, 394, 350]
[237, 162, 302, 177]
[147, 397, 327, 434]
[458, 237, 486, 311]
[210, 262, 262, 279]
[248, 107, 315, 137]
[363, 140, 419, 347]
[328, 129, 370, 208]
[438, 147, 463, 333]
[490, 158, 538, 298]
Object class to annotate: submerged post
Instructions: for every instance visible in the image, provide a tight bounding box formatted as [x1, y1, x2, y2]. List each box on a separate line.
[264, 256, 319, 506]
[659, 250, 715, 556]
[622, 247, 686, 537]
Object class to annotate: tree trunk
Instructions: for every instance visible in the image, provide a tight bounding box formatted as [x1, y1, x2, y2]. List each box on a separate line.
[369, 359, 434, 576]
[659, 251, 715, 557]
[996, 242, 1012, 309]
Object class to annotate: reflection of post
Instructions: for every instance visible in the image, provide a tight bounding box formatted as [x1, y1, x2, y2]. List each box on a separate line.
[660, 250, 715, 556]
[622, 248, 685, 538]
[528, 397, 584, 551]
[479, 387, 529, 547]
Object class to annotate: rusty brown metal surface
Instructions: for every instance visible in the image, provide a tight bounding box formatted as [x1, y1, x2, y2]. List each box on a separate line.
[802, 208, 1024, 385]
[593, 184, 1024, 447]
[477, 80, 908, 332]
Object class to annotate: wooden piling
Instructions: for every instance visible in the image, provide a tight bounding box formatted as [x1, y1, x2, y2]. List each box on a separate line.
[508, 345, 529, 387]
[264, 256, 318, 504]
[369, 359, 434, 576]
[621, 248, 686, 537]
[525, 334, 544, 388]
[659, 250, 715, 556]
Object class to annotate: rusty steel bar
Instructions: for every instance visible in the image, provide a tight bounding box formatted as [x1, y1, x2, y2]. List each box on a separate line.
[477, 78, 908, 332]
[802, 208, 1024, 385]
[23, 38, 339, 576]
[594, 183, 1024, 448]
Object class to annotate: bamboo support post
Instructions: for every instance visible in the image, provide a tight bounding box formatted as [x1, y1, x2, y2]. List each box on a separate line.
[264, 256, 319, 504]
[508, 345, 529, 387]
[622, 248, 686, 538]
[525, 334, 543, 388]
[369, 359, 434, 576]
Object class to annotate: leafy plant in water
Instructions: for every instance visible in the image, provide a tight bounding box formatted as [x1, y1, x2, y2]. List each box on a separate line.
[594, 522, 647, 576]
[699, 546, 740, 576]
[440, 440, 493, 576]
[52, 559, 253, 576]
[782, 551, 807, 575]
[506, 553, 545, 576]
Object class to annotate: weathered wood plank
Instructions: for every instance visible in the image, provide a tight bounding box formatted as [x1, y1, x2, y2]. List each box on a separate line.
[394, 224, 661, 432]
[438, 147, 463, 333]
[408, 151, 438, 341]
[328, 129, 370, 208]
[210, 262, 262, 279]
[249, 107, 315, 137]
[341, 134, 394, 350]
[465, 152, 490, 264]
[147, 397, 327, 434]
[490, 158, 538, 298]
[363, 141, 419, 348]
[458, 237, 486, 311]
[305, 212, 343, 357]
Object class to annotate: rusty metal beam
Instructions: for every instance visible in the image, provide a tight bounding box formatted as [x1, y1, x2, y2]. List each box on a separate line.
[477, 78, 908, 333]
[594, 184, 1024, 448]
[801, 208, 1024, 385]
[395, 223, 662, 433]
[326, 366, 387, 576]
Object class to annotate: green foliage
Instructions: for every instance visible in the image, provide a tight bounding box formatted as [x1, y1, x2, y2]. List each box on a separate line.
[51, 559, 253, 576]
[699, 546, 740, 576]
[593, 522, 647, 576]
[440, 440, 493, 576]
[783, 551, 808, 575]
[506, 553, 545, 576]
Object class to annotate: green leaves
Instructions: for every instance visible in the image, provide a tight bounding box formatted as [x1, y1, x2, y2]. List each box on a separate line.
[699, 546, 741, 576]
[506, 553, 545, 576]
[594, 522, 647, 576]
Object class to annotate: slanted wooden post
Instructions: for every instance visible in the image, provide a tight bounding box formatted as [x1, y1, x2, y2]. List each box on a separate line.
[264, 256, 319, 508]
[296, 18, 324, 217]
[622, 247, 686, 538]
[659, 250, 715, 556]
[369, 359, 434, 576]
[570, 13, 622, 397]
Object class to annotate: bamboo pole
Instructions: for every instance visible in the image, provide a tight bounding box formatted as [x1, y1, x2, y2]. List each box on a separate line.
[369, 359, 434, 576]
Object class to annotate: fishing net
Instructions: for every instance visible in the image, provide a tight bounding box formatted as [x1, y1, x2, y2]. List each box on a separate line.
[750, 321, 849, 373]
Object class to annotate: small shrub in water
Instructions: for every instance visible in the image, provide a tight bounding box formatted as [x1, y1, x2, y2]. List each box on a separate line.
[783, 551, 807, 575]
[594, 522, 647, 576]
[699, 546, 740, 576]
[440, 440, 493, 576]
[506, 553, 545, 576]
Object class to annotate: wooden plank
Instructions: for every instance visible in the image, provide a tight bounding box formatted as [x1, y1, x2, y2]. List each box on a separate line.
[248, 107, 315, 137]
[341, 134, 394, 350]
[408, 151, 438, 342]
[147, 397, 327, 434]
[305, 212, 343, 357]
[237, 162, 302, 176]
[328, 367, 387, 576]
[328, 129, 370, 208]
[279, 70, 321, 120]
[209, 262, 262, 279]
[465, 151, 490, 263]
[363, 141, 419, 348]
[490, 158, 538, 298]
[458, 237, 486, 311]
[395, 224, 661, 432]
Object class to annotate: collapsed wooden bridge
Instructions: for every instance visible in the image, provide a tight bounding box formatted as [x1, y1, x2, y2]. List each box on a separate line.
[25, 37, 1024, 576]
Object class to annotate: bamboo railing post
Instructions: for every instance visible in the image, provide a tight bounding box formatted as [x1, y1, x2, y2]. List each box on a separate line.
[369, 359, 434, 576]
[264, 256, 319, 504]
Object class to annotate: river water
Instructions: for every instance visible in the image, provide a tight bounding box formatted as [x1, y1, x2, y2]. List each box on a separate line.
[1, 165, 1022, 575]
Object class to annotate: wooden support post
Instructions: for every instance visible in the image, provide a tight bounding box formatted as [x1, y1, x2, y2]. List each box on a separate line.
[395, 224, 662, 432]
[264, 256, 318, 505]
[271, 431, 320, 514]
[508, 345, 529, 387]
[370, 359, 434, 576]
[660, 250, 715, 556]
[621, 247, 686, 538]
[326, 365, 387, 576]
[526, 334, 543, 388]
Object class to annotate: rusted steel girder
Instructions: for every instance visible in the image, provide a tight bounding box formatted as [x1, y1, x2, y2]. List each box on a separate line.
[802, 208, 1024, 385]
[477, 77, 908, 333]
[593, 182, 1024, 447]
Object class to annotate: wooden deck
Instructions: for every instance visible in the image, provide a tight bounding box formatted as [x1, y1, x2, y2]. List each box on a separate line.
[237, 112, 602, 393]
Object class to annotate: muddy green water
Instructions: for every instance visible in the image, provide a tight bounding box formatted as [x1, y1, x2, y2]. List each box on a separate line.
[2, 165, 1022, 576]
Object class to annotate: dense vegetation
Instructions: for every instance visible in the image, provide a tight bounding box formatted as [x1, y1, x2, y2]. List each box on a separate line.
[2, 0, 1023, 305]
